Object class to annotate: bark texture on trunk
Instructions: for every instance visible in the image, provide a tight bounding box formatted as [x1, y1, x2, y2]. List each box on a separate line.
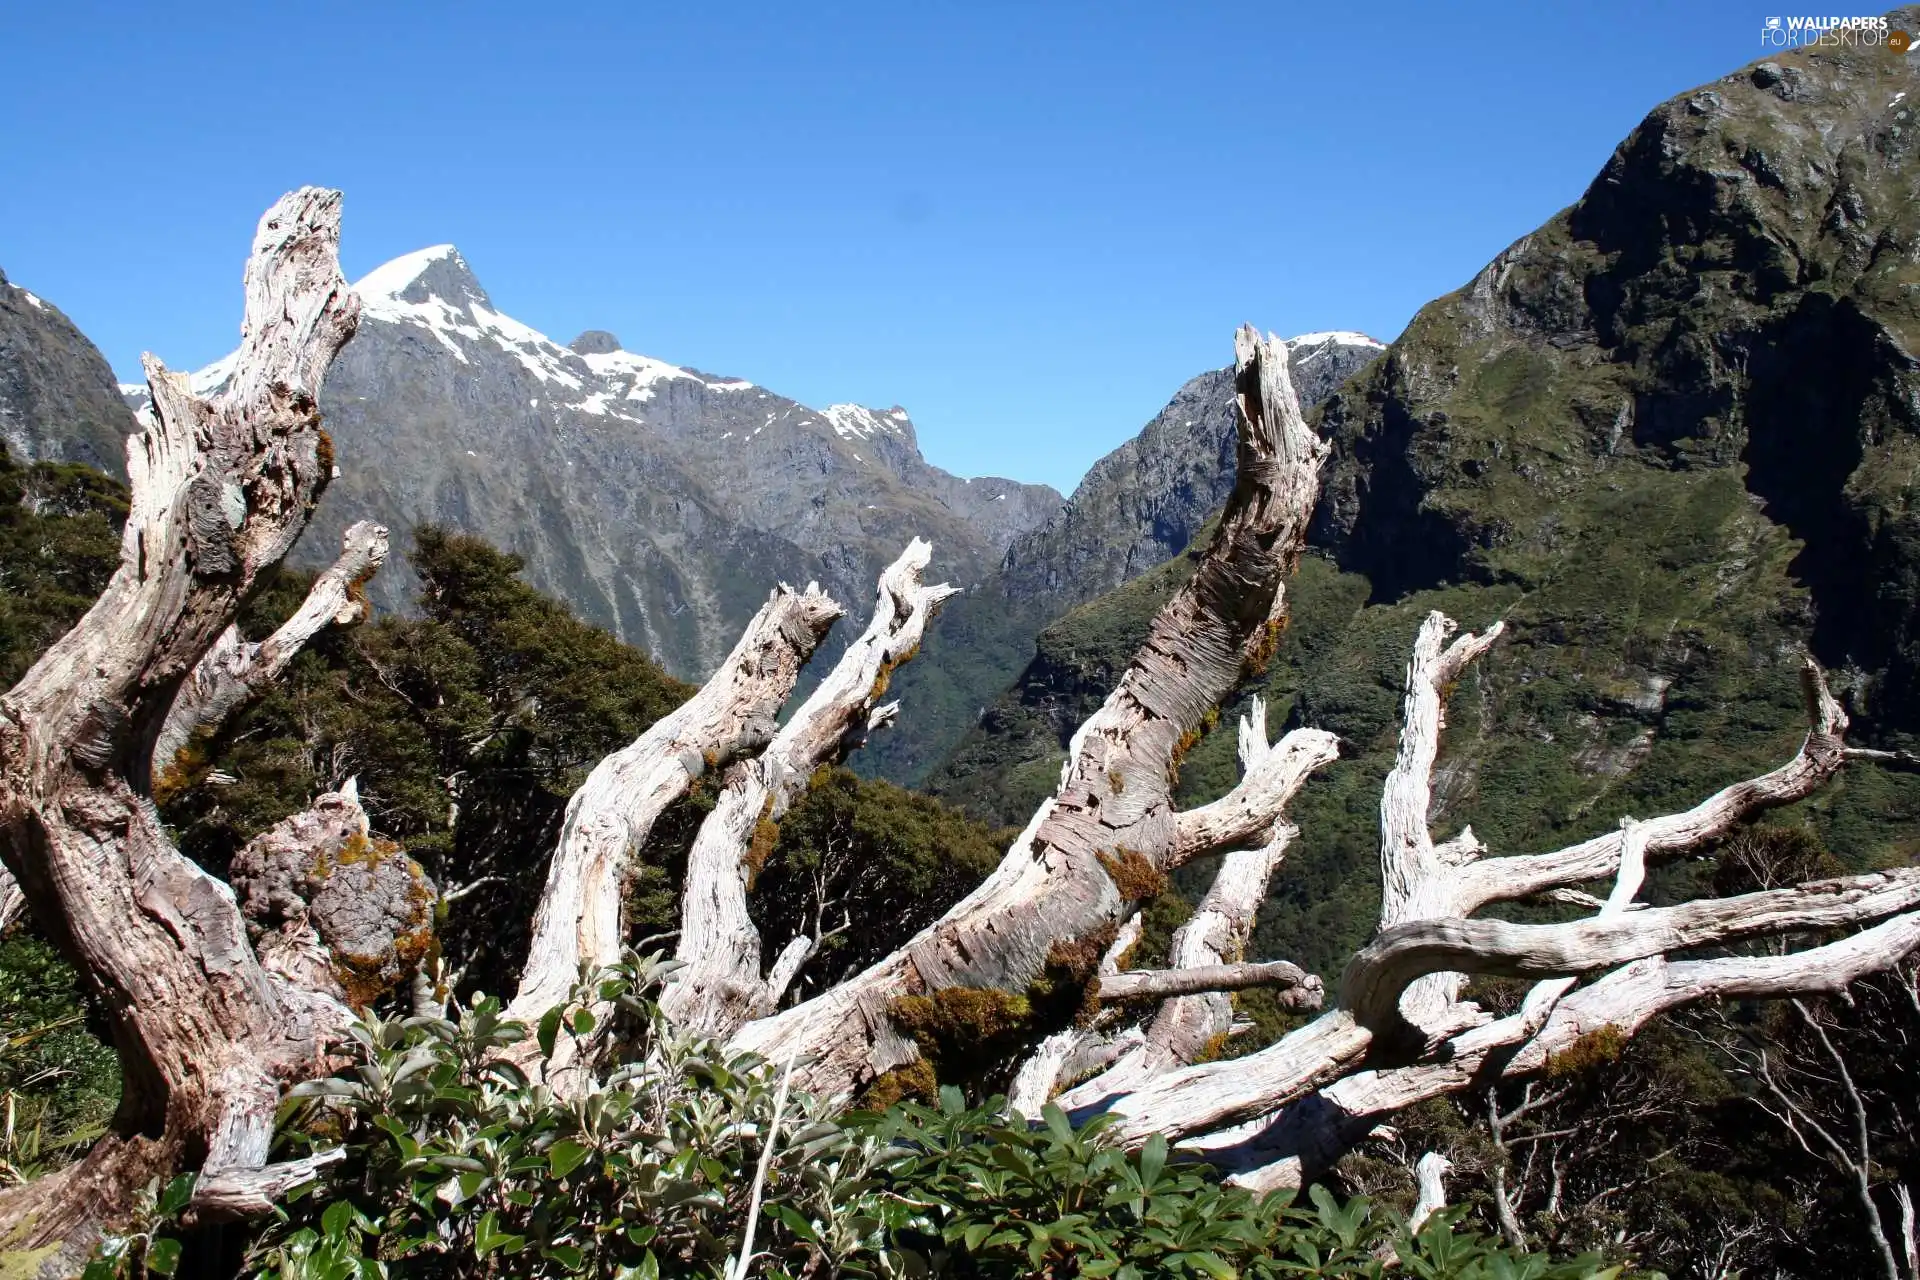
[0, 526, 386, 942]
[1006, 695, 1337, 1120]
[1047, 702, 1335, 1113]
[229, 780, 435, 1008]
[0, 188, 361, 1269]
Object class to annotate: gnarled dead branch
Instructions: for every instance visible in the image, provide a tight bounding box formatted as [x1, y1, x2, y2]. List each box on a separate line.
[509, 583, 842, 1029]
[663, 539, 958, 1036]
[153, 519, 388, 779]
[1148, 641, 1920, 1195]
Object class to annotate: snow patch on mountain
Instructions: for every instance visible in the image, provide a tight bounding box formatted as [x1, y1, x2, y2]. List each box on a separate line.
[1286, 330, 1384, 350]
[822, 403, 906, 442]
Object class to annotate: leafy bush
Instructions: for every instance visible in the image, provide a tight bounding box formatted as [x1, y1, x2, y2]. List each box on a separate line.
[103, 956, 1617, 1280]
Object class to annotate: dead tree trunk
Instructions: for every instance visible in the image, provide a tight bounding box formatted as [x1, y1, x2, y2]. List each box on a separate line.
[0, 189, 364, 1268]
[0, 523, 390, 940]
[662, 539, 957, 1037]
[507, 582, 842, 1030]
[1008, 696, 1334, 1116]
[726, 327, 1335, 1096]
[152, 519, 388, 781]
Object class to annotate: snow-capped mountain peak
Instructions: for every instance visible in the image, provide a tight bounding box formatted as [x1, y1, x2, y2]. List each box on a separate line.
[355, 244, 488, 309]
[349, 245, 588, 387]
[109, 241, 1063, 677]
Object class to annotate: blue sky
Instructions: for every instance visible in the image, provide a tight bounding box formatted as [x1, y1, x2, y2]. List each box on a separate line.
[4, 2, 1790, 493]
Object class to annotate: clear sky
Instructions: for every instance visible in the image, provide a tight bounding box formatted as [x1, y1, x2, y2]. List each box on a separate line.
[2, 1, 1795, 493]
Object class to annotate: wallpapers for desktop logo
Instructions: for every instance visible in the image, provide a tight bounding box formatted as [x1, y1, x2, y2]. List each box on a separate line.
[1760, 14, 1906, 49]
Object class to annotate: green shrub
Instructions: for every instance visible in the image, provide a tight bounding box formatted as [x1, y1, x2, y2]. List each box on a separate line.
[94, 956, 1619, 1280]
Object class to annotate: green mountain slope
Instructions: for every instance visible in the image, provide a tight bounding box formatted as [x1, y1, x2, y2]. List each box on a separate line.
[860, 337, 1381, 785]
[929, 20, 1920, 978]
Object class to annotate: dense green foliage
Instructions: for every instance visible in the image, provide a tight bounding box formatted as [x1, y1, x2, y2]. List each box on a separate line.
[92, 955, 1613, 1280]
[0, 931, 118, 1185]
[0, 457, 1016, 1202]
[0, 443, 127, 688]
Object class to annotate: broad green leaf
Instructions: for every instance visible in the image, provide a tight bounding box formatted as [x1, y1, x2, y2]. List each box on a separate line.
[144, 1237, 183, 1277]
[1139, 1132, 1167, 1189]
[549, 1138, 592, 1179]
[538, 1007, 564, 1059]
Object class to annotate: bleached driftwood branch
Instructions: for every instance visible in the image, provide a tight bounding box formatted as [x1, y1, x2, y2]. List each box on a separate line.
[509, 583, 843, 1029]
[1171, 697, 1340, 864]
[1050, 777, 1333, 1116]
[152, 519, 388, 778]
[663, 540, 958, 1036]
[1155, 645, 1920, 1193]
[0, 520, 391, 939]
[1408, 1151, 1452, 1234]
[729, 327, 1334, 1096]
[1099, 959, 1320, 1005]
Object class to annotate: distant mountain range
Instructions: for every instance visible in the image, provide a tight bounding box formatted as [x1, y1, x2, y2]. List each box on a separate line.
[117, 245, 1060, 678]
[4, 226, 1380, 779]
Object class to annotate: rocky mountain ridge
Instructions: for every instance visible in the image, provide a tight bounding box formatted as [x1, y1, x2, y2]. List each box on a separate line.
[0, 268, 136, 476]
[10, 221, 1379, 744]
[125, 244, 1061, 678]
[103, 251, 1380, 768]
[927, 17, 1920, 943]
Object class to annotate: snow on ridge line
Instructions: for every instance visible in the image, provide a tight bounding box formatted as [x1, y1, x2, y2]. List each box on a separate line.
[353, 244, 461, 300]
[581, 349, 759, 403]
[207, 242, 959, 426]
[1285, 329, 1383, 349]
[350, 246, 761, 401]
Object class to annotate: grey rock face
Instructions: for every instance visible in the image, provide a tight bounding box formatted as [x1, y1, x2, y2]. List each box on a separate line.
[0, 268, 138, 474]
[153, 244, 1064, 680]
[863, 331, 1384, 784]
[999, 333, 1384, 606]
[569, 330, 622, 356]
